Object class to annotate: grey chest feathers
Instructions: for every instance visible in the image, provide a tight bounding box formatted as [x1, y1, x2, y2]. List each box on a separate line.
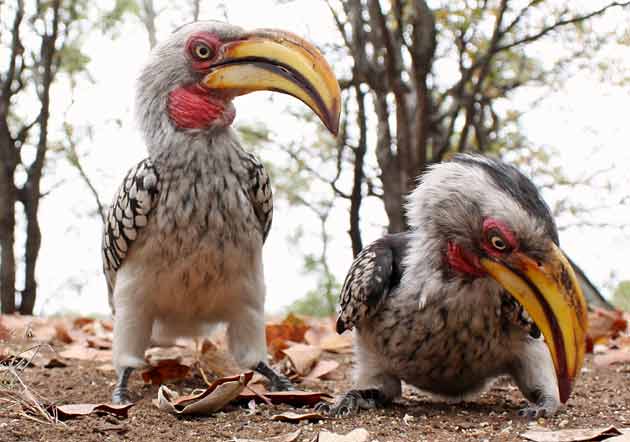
[151, 146, 261, 258]
[357, 286, 538, 397]
[101, 132, 273, 292]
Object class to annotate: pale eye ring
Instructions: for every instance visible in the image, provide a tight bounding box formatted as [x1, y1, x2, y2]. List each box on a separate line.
[193, 43, 213, 60]
[490, 235, 507, 251]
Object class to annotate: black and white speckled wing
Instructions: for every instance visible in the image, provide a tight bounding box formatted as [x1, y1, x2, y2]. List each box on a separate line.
[241, 152, 273, 243]
[102, 159, 161, 301]
[336, 237, 399, 334]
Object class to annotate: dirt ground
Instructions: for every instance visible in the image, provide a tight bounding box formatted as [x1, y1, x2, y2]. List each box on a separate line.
[1, 353, 629, 442]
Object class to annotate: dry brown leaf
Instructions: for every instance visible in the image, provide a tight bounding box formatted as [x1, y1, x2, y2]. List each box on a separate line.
[72, 317, 95, 330]
[613, 335, 630, 349]
[318, 333, 353, 353]
[237, 388, 332, 407]
[303, 321, 331, 346]
[141, 359, 191, 385]
[0, 318, 10, 341]
[6, 346, 67, 368]
[587, 309, 627, 352]
[271, 411, 326, 422]
[521, 426, 623, 442]
[282, 343, 321, 376]
[155, 372, 252, 415]
[235, 429, 301, 442]
[198, 339, 243, 377]
[593, 349, 630, 367]
[266, 313, 308, 360]
[86, 336, 113, 350]
[58, 344, 111, 362]
[316, 428, 370, 442]
[0, 314, 35, 341]
[53, 322, 76, 344]
[96, 363, 115, 372]
[53, 403, 134, 420]
[145, 346, 194, 365]
[305, 359, 340, 380]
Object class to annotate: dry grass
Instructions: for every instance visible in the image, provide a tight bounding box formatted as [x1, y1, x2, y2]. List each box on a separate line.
[0, 343, 65, 426]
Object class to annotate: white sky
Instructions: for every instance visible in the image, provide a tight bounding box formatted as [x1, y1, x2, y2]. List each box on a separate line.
[28, 0, 630, 316]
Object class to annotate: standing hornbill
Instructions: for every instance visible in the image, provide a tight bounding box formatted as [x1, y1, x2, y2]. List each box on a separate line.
[318, 154, 587, 418]
[101, 21, 340, 404]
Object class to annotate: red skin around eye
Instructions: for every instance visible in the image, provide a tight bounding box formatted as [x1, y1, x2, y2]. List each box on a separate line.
[481, 218, 518, 258]
[167, 33, 236, 129]
[446, 218, 518, 278]
[186, 32, 222, 72]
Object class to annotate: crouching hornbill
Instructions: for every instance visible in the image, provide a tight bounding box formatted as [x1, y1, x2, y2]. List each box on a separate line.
[318, 154, 587, 418]
[101, 21, 340, 404]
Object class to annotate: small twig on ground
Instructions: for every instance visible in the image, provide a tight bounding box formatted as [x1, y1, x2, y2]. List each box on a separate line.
[0, 343, 65, 426]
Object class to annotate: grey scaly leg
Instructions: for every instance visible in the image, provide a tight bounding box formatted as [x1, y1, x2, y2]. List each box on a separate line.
[112, 366, 135, 404]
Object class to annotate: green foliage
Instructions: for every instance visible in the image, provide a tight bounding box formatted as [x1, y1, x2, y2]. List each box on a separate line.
[237, 123, 271, 147]
[57, 43, 91, 77]
[613, 281, 630, 312]
[288, 281, 340, 317]
[100, 0, 139, 33]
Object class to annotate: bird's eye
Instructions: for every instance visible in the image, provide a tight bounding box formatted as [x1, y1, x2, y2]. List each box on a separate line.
[193, 43, 213, 60]
[490, 235, 507, 251]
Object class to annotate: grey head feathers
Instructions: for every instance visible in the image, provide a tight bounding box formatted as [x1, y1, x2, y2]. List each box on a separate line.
[451, 154, 558, 245]
[399, 154, 557, 307]
[134, 21, 244, 155]
[405, 153, 555, 269]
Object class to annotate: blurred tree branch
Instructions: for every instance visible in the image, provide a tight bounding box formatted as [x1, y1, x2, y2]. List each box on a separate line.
[283, 0, 630, 259]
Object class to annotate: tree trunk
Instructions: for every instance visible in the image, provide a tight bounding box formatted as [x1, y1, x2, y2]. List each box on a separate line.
[0, 96, 18, 314]
[348, 84, 366, 256]
[19, 0, 60, 314]
[20, 190, 41, 314]
[0, 191, 16, 314]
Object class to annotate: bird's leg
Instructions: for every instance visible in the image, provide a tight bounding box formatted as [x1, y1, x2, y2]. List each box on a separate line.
[254, 360, 294, 391]
[226, 303, 293, 390]
[111, 288, 154, 404]
[510, 337, 561, 418]
[317, 365, 401, 417]
[112, 366, 135, 404]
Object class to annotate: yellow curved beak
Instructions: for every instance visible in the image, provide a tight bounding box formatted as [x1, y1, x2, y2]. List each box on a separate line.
[202, 29, 341, 135]
[480, 243, 588, 403]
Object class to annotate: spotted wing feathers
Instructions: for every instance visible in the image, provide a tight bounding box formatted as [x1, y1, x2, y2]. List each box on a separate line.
[102, 158, 161, 296]
[336, 239, 395, 333]
[241, 152, 273, 243]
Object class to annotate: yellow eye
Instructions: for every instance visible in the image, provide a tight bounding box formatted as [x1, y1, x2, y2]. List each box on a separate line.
[490, 235, 507, 251]
[194, 43, 213, 60]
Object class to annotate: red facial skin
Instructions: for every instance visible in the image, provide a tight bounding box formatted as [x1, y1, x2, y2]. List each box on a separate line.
[446, 218, 518, 278]
[167, 32, 235, 130]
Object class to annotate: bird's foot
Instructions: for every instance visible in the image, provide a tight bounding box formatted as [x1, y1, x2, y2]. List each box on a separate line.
[112, 386, 134, 405]
[316, 388, 385, 418]
[254, 361, 294, 391]
[518, 395, 559, 419]
[112, 366, 135, 405]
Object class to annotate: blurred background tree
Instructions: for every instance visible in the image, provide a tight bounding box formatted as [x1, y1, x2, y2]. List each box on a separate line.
[1, 0, 628, 316]
[276, 0, 630, 314]
[613, 281, 630, 312]
[0, 0, 133, 313]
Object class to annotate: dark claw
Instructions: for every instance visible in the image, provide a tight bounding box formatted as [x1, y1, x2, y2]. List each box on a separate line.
[314, 401, 331, 413]
[518, 404, 549, 419]
[269, 373, 294, 392]
[321, 388, 386, 418]
[326, 393, 359, 417]
[254, 361, 294, 391]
